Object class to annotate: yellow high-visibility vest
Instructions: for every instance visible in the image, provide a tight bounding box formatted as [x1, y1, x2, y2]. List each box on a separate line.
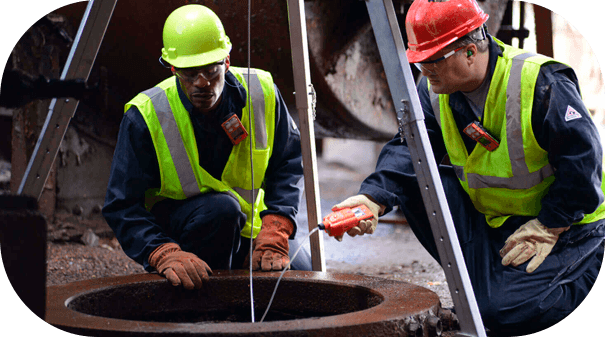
[430, 38, 605, 228]
[125, 67, 276, 238]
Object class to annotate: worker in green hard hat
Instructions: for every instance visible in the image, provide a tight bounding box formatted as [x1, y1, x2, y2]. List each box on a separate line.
[103, 4, 311, 291]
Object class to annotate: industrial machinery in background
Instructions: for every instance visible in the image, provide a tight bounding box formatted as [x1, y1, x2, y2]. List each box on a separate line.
[1, 0, 547, 221]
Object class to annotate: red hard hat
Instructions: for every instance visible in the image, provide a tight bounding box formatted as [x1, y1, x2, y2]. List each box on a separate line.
[405, 0, 489, 63]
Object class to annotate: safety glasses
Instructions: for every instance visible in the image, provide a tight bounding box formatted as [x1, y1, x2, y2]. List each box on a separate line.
[413, 46, 465, 74]
[174, 61, 225, 83]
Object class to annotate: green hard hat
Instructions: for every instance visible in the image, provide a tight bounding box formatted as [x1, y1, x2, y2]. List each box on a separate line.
[161, 5, 232, 68]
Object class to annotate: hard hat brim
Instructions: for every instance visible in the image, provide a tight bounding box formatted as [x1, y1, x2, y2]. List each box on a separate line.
[162, 47, 231, 69]
[406, 37, 458, 64]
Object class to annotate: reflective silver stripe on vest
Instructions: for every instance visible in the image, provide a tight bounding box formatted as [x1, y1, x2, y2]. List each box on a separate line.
[143, 87, 199, 198]
[430, 90, 441, 127]
[432, 53, 554, 190]
[431, 91, 463, 180]
[233, 187, 260, 205]
[478, 52, 553, 189]
[145, 70, 270, 201]
[240, 69, 267, 149]
[467, 165, 554, 189]
[505, 53, 535, 177]
[452, 165, 466, 182]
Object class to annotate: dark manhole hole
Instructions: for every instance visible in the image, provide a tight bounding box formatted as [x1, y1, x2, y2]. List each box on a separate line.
[47, 270, 444, 336]
[66, 276, 383, 323]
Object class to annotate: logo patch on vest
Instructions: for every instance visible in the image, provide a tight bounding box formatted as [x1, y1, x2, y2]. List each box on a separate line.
[564, 105, 582, 122]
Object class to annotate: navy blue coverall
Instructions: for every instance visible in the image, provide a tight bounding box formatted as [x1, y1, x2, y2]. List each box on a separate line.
[102, 70, 312, 272]
[359, 35, 605, 335]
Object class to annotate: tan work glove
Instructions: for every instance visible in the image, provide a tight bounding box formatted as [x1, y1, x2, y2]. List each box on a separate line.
[249, 214, 294, 271]
[500, 219, 569, 273]
[331, 194, 384, 241]
[148, 242, 212, 290]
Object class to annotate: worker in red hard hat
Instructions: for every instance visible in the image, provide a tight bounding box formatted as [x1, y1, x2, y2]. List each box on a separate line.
[405, 0, 490, 95]
[103, 4, 311, 291]
[334, 0, 605, 335]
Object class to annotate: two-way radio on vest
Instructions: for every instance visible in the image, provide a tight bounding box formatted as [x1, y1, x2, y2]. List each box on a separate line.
[221, 113, 248, 145]
[463, 121, 500, 151]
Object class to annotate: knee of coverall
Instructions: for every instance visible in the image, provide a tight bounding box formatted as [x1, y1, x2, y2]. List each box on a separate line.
[174, 192, 245, 244]
[288, 237, 313, 271]
[174, 192, 246, 269]
[479, 281, 529, 330]
[480, 232, 605, 335]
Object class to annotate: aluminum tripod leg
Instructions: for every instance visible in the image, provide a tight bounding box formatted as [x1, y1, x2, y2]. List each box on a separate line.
[286, 0, 326, 271]
[365, 1, 486, 336]
[17, 0, 117, 199]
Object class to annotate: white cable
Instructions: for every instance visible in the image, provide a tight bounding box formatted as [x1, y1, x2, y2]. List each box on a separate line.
[247, 0, 256, 324]
[260, 227, 319, 322]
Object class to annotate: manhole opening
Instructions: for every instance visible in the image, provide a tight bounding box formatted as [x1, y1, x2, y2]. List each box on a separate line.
[66, 277, 384, 323]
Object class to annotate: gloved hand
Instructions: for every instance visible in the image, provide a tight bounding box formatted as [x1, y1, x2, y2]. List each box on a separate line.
[500, 219, 569, 273]
[148, 242, 212, 290]
[331, 194, 384, 241]
[249, 214, 294, 271]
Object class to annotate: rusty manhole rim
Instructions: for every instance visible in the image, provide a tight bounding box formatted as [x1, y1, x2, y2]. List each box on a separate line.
[46, 270, 442, 335]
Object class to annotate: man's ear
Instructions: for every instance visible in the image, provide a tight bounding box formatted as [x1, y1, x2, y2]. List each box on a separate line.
[466, 44, 478, 64]
[225, 55, 230, 72]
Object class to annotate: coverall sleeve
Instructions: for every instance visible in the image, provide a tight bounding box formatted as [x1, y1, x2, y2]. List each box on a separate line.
[102, 106, 176, 271]
[359, 77, 448, 214]
[533, 66, 604, 228]
[259, 85, 304, 237]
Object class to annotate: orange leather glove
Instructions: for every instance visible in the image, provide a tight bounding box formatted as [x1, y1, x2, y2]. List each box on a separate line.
[250, 214, 294, 271]
[148, 242, 212, 290]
